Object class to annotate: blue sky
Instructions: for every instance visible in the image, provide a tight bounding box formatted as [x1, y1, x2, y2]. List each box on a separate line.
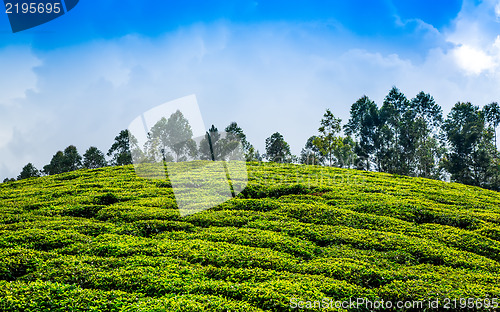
[0, 0, 499, 178]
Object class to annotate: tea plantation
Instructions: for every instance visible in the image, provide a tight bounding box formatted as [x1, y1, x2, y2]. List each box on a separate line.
[1, 162, 500, 311]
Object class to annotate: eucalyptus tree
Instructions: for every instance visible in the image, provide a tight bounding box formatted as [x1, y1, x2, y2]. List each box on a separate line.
[108, 130, 134, 166]
[265, 132, 292, 163]
[345, 95, 380, 170]
[379, 86, 411, 174]
[484, 102, 500, 150]
[300, 136, 324, 165]
[225, 122, 259, 161]
[313, 109, 342, 167]
[443, 102, 497, 188]
[408, 91, 445, 179]
[144, 110, 197, 162]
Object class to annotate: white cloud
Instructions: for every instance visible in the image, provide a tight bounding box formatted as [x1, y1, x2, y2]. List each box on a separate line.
[452, 44, 496, 75]
[4, 3, 500, 179]
[495, 1, 500, 19]
[444, 0, 500, 75]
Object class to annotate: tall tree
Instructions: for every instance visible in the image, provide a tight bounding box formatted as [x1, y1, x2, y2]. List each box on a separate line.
[345, 95, 380, 170]
[166, 110, 197, 161]
[17, 163, 40, 180]
[143, 118, 172, 162]
[408, 91, 445, 179]
[265, 132, 292, 163]
[225, 122, 259, 161]
[83, 146, 107, 169]
[62, 145, 82, 172]
[225, 122, 249, 150]
[313, 109, 342, 166]
[43, 151, 65, 175]
[300, 136, 324, 165]
[443, 102, 496, 188]
[108, 130, 134, 166]
[199, 125, 224, 160]
[483, 102, 500, 188]
[379, 86, 411, 174]
[484, 102, 500, 151]
[333, 136, 356, 169]
[145, 110, 197, 162]
[42, 146, 82, 175]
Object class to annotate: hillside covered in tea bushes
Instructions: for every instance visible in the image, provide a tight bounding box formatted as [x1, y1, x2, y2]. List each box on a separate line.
[1, 162, 500, 311]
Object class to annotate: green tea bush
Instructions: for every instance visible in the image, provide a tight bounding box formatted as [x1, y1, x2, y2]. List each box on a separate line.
[1, 163, 500, 311]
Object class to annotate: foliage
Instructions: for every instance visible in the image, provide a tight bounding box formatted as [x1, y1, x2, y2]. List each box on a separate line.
[484, 102, 500, 150]
[17, 163, 40, 180]
[107, 130, 134, 166]
[43, 151, 65, 175]
[62, 145, 83, 172]
[43, 145, 82, 175]
[1, 163, 500, 310]
[443, 102, 498, 189]
[312, 109, 342, 167]
[151, 110, 196, 162]
[83, 146, 107, 169]
[300, 136, 324, 165]
[198, 125, 237, 161]
[225, 122, 260, 162]
[333, 136, 356, 169]
[379, 86, 411, 175]
[407, 91, 444, 179]
[345, 95, 380, 170]
[264, 132, 292, 163]
[345, 88, 493, 186]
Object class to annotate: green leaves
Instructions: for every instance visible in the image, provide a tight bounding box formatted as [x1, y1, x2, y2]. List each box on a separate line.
[1, 163, 500, 310]
[264, 132, 292, 163]
[443, 102, 499, 189]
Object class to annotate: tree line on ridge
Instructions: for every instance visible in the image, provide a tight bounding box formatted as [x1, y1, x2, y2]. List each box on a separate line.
[4, 86, 500, 191]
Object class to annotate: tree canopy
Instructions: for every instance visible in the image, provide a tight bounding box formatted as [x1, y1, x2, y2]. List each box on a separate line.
[225, 122, 259, 161]
[265, 132, 292, 163]
[313, 109, 342, 167]
[108, 130, 134, 166]
[144, 110, 197, 162]
[17, 163, 40, 180]
[83, 146, 107, 169]
[5, 86, 500, 193]
[43, 146, 82, 175]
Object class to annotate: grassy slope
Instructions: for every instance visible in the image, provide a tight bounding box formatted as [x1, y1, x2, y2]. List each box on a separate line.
[1, 163, 500, 311]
